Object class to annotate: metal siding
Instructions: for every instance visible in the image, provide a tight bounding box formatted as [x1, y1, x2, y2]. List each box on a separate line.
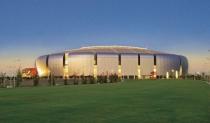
[181, 56, 188, 75]
[157, 55, 180, 75]
[141, 55, 154, 75]
[36, 46, 189, 78]
[97, 54, 118, 75]
[68, 54, 94, 76]
[35, 55, 49, 77]
[121, 54, 138, 76]
[156, 55, 165, 75]
[48, 54, 64, 76]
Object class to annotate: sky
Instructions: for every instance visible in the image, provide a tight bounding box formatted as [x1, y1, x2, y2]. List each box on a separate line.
[0, 0, 210, 75]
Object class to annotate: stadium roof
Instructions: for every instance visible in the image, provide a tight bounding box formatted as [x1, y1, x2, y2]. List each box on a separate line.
[65, 46, 166, 54]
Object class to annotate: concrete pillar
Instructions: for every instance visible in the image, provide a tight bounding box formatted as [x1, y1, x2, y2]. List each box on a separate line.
[153, 65, 157, 79]
[166, 72, 169, 79]
[137, 65, 141, 79]
[179, 65, 183, 77]
[93, 65, 97, 79]
[118, 65, 122, 78]
[63, 53, 69, 79]
[175, 70, 179, 79]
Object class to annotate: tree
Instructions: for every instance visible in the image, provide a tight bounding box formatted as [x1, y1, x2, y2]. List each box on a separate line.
[72, 74, 78, 85]
[48, 73, 55, 86]
[81, 75, 87, 84]
[33, 75, 39, 86]
[89, 76, 95, 84]
[48, 73, 52, 85]
[97, 75, 108, 84]
[64, 76, 68, 85]
[109, 73, 120, 83]
[0, 72, 6, 87]
[52, 75, 55, 86]
[16, 68, 22, 87]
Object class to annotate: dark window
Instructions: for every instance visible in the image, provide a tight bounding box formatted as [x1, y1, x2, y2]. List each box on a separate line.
[138, 54, 140, 65]
[118, 54, 121, 65]
[94, 54, 97, 65]
[63, 54, 65, 67]
[154, 55, 157, 65]
[46, 55, 49, 67]
[179, 57, 182, 66]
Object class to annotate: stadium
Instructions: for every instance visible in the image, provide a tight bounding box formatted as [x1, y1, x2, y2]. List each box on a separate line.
[35, 46, 188, 79]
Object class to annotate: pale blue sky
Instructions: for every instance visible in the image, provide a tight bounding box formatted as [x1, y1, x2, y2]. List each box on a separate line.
[0, 0, 210, 74]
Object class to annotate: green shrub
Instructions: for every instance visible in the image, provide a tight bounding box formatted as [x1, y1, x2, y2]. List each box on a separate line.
[72, 74, 79, 85]
[109, 73, 120, 83]
[48, 74, 52, 85]
[64, 77, 68, 85]
[89, 76, 96, 84]
[81, 75, 87, 84]
[97, 75, 108, 84]
[48, 74, 55, 86]
[52, 76, 55, 86]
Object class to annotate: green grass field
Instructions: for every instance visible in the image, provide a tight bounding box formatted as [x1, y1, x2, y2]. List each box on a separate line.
[0, 80, 209, 123]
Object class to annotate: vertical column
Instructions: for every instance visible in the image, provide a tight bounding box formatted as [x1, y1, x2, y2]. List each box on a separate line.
[166, 72, 169, 79]
[175, 70, 179, 79]
[137, 54, 141, 79]
[93, 54, 98, 79]
[63, 53, 69, 78]
[179, 57, 183, 77]
[179, 66, 182, 76]
[46, 55, 50, 78]
[118, 54, 122, 78]
[153, 55, 157, 79]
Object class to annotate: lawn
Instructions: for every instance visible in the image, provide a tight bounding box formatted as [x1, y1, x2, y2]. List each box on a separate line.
[0, 79, 209, 123]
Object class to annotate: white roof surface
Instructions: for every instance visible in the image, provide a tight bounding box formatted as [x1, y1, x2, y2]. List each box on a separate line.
[65, 45, 165, 54]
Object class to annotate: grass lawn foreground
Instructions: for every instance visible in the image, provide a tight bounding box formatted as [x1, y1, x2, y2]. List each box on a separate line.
[0, 79, 209, 123]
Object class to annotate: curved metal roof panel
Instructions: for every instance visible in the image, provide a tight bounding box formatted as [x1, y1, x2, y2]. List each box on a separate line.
[65, 46, 165, 54]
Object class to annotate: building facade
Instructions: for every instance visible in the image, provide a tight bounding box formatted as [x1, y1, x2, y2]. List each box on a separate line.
[35, 46, 188, 79]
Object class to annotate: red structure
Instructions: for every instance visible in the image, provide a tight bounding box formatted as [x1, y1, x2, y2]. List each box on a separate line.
[22, 68, 38, 78]
[150, 71, 157, 79]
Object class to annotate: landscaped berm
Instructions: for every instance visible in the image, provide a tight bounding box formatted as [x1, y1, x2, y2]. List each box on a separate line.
[0, 80, 209, 123]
